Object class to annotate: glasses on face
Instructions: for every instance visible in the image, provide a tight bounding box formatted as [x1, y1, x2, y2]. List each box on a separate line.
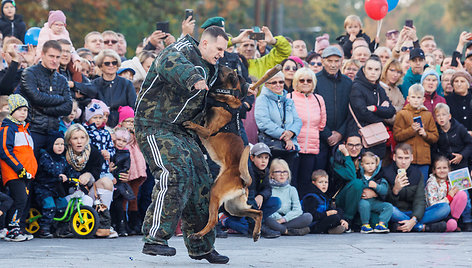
[104, 40, 118, 45]
[267, 80, 284, 85]
[346, 143, 362, 149]
[284, 66, 297, 71]
[309, 61, 322, 67]
[103, 61, 118, 67]
[299, 79, 313, 84]
[272, 170, 288, 175]
[401, 46, 414, 52]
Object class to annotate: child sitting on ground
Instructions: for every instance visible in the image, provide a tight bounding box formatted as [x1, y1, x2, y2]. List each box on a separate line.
[393, 84, 439, 183]
[336, 15, 377, 58]
[425, 156, 467, 232]
[358, 152, 393, 233]
[265, 159, 312, 236]
[302, 170, 349, 234]
[0, 94, 37, 242]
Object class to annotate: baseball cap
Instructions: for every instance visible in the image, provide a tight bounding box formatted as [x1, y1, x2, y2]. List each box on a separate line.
[409, 48, 425, 60]
[250, 143, 271, 156]
[321, 46, 342, 58]
[117, 67, 136, 75]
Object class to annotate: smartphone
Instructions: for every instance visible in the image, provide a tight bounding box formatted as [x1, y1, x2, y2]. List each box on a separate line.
[405, 19, 413, 28]
[15, 44, 28, 53]
[413, 116, 423, 128]
[185, 9, 193, 20]
[397, 169, 406, 175]
[468, 33, 472, 41]
[156, 21, 170, 33]
[249, 26, 265, 40]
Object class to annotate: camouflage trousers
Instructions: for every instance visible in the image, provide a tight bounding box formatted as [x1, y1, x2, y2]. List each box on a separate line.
[135, 126, 215, 256]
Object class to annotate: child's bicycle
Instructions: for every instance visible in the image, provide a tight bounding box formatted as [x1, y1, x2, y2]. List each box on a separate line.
[26, 178, 99, 238]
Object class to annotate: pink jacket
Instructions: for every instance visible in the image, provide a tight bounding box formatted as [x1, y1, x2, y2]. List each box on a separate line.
[127, 134, 147, 181]
[290, 91, 326, 154]
[35, 23, 80, 63]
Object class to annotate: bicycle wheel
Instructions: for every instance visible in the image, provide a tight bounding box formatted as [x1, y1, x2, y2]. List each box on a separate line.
[25, 208, 41, 235]
[70, 206, 98, 238]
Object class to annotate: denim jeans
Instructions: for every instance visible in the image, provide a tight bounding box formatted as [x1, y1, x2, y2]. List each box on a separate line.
[462, 190, 472, 223]
[391, 203, 450, 231]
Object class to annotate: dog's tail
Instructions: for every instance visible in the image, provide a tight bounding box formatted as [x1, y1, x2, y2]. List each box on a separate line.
[239, 145, 252, 187]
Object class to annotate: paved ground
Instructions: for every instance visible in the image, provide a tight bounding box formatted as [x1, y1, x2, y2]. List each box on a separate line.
[3, 232, 472, 267]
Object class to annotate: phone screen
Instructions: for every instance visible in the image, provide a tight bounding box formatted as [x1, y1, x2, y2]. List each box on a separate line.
[156, 21, 169, 33]
[185, 9, 193, 20]
[405, 20, 413, 28]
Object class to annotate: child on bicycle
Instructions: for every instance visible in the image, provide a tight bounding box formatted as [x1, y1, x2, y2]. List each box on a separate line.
[0, 94, 37, 242]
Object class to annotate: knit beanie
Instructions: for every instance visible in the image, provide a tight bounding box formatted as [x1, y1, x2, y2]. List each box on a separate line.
[1, 0, 15, 18]
[420, 69, 440, 85]
[46, 131, 65, 160]
[84, 102, 104, 122]
[48, 10, 66, 26]
[118, 106, 134, 124]
[315, 33, 330, 54]
[90, 99, 109, 114]
[451, 71, 472, 88]
[8, 94, 28, 114]
[288, 56, 304, 68]
[114, 127, 130, 142]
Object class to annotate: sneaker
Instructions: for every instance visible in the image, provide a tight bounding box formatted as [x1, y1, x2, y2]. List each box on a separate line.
[22, 230, 34, 241]
[328, 225, 346, 234]
[286, 227, 310, 236]
[142, 243, 176, 256]
[261, 224, 280, 238]
[373, 223, 390, 233]
[425, 221, 447, 232]
[0, 228, 7, 239]
[216, 223, 228, 238]
[4, 228, 27, 242]
[107, 227, 119, 239]
[360, 224, 374, 234]
[39, 229, 53, 239]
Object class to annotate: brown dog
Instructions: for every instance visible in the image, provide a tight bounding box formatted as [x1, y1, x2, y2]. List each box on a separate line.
[183, 66, 262, 242]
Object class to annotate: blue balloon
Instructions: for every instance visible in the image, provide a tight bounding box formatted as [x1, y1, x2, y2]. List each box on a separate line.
[24, 27, 41, 46]
[387, 0, 399, 12]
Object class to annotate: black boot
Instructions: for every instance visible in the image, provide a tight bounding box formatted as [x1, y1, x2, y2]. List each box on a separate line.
[142, 243, 176, 256]
[261, 224, 281, 238]
[190, 249, 229, 264]
[117, 220, 128, 237]
[425, 221, 447, 232]
[39, 227, 53, 238]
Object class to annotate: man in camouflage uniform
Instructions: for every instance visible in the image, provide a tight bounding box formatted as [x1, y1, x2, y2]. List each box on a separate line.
[134, 26, 229, 264]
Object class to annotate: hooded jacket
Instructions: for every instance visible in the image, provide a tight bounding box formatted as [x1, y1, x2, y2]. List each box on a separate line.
[336, 30, 376, 59]
[384, 163, 425, 220]
[0, 13, 26, 43]
[247, 158, 272, 209]
[315, 69, 352, 144]
[0, 118, 37, 185]
[393, 104, 439, 165]
[433, 118, 472, 170]
[405, 91, 445, 115]
[399, 67, 425, 98]
[301, 184, 342, 225]
[255, 86, 302, 150]
[359, 160, 389, 200]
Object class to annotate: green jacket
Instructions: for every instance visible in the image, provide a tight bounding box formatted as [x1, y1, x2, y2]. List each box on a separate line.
[135, 35, 218, 130]
[248, 36, 292, 80]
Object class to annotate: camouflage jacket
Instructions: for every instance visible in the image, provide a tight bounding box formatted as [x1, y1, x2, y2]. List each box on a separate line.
[134, 35, 218, 132]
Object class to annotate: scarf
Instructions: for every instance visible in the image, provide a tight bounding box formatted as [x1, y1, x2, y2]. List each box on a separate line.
[269, 178, 290, 187]
[66, 143, 91, 171]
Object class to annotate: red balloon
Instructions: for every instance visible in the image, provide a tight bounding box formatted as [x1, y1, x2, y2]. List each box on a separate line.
[364, 0, 388, 20]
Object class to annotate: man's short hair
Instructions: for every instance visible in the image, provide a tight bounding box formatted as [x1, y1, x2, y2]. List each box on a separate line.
[408, 83, 425, 96]
[84, 31, 102, 43]
[2, 36, 21, 51]
[102, 30, 118, 39]
[434, 103, 450, 115]
[42, 40, 62, 53]
[200, 26, 228, 42]
[420, 35, 435, 45]
[394, 143, 413, 155]
[56, 39, 71, 46]
[311, 169, 328, 182]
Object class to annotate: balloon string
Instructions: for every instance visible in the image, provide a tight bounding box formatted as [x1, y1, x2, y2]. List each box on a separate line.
[375, 19, 383, 50]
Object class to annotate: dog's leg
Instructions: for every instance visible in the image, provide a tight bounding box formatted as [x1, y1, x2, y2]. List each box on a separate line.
[182, 121, 211, 138]
[224, 195, 263, 242]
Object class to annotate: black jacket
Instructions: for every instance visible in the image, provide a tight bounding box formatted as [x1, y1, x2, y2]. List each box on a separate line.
[301, 185, 342, 223]
[348, 67, 395, 157]
[0, 14, 26, 42]
[384, 163, 425, 221]
[336, 31, 376, 59]
[0, 60, 22, 95]
[315, 69, 352, 144]
[67, 145, 104, 183]
[111, 148, 130, 179]
[92, 76, 136, 128]
[247, 159, 272, 209]
[445, 92, 472, 132]
[433, 118, 472, 170]
[20, 63, 73, 134]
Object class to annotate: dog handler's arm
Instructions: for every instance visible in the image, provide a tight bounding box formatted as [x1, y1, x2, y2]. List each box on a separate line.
[156, 51, 205, 91]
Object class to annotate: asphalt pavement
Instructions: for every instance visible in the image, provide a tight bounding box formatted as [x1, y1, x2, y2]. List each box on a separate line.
[2, 232, 472, 267]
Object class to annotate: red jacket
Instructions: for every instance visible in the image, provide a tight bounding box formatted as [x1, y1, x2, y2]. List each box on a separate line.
[290, 91, 326, 154]
[405, 91, 445, 115]
[0, 119, 37, 185]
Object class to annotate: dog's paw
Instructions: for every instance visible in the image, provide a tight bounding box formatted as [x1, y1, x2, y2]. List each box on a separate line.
[253, 232, 261, 242]
[188, 233, 202, 241]
[182, 121, 194, 129]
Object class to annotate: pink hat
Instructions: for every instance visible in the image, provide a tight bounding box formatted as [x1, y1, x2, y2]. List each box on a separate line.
[114, 128, 131, 142]
[90, 99, 109, 114]
[118, 106, 134, 123]
[315, 33, 330, 54]
[288, 56, 304, 67]
[85, 102, 104, 122]
[48, 10, 66, 26]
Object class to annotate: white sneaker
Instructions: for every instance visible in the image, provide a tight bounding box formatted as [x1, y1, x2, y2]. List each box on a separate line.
[4, 228, 27, 242]
[24, 232, 34, 241]
[107, 227, 118, 239]
[0, 228, 7, 239]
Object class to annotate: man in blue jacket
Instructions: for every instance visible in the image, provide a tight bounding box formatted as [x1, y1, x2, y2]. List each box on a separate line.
[399, 48, 426, 97]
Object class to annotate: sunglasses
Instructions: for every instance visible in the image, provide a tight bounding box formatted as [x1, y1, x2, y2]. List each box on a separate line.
[103, 61, 118, 66]
[309, 61, 322, 67]
[284, 66, 297, 71]
[401, 46, 414, 52]
[299, 79, 313, 84]
[267, 80, 285, 85]
[104, 40, 118, 45]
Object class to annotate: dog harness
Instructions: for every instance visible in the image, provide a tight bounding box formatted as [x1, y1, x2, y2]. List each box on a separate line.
[207, 89, 242, 136]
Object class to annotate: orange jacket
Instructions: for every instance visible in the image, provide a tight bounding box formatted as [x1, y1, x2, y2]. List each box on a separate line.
[0, 119, 37, 185]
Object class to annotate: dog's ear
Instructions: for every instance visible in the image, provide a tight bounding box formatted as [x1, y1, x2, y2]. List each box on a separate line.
[229, 72, 239, 89]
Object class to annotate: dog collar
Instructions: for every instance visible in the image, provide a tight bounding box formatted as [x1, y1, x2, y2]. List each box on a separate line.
[212, 88, 242, 98]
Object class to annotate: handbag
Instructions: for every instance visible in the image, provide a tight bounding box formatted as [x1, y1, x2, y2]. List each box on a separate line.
[114, 182, 136, 201]
[258, 101, 287, 151]
[348, 92, 389, 148]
